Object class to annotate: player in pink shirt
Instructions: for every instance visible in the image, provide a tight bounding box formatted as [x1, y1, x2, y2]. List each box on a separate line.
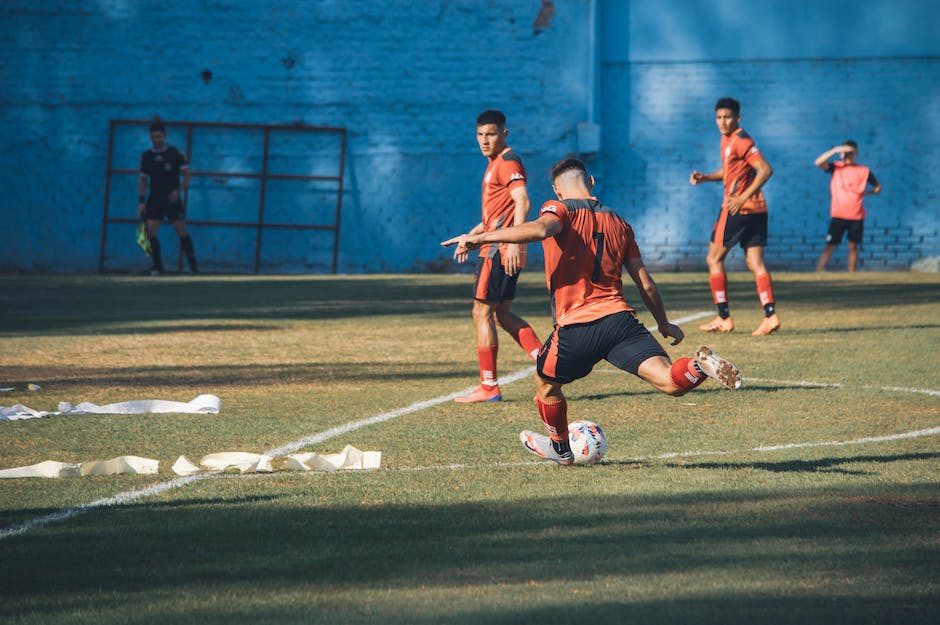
[814, 141, 882, 272]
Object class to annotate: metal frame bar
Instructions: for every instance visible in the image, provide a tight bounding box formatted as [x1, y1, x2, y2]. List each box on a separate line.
[99, 119, 346, 274]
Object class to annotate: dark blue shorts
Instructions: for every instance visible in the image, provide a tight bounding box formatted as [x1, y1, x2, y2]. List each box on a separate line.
[473, 250, 519, 302]
[536, 311, 667, 384]
[145, 198, 186, 223]
[712, 211, 768, 250]
[826, 218, 864, 245]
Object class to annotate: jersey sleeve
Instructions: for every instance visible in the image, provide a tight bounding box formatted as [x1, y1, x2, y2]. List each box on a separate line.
[739, 136, 764, 168]
[623, 223, 642, 261]
[499, 157, 526, 190]
[175, 148, 190, 170]
[539, 199, 567, 223]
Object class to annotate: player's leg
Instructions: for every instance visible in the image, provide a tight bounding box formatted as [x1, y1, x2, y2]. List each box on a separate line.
[700, 239, 734, 332]
[846, 219, 863, 272]
[454, 298, 503, 403]
[519, 374, 574, 465]
[817, 219, 843, 271]
[745, 245, 780, 335]
[494, 301, 541, 361]
[171, 220, 198, 274]
[816, 244, 836, 271]
[636, 348, 742, 394]
[145, 216, 163, 275]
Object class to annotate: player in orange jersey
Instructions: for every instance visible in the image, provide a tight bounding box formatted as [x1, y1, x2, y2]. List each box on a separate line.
[814, 140, 882, 272]
[690, 97, 781, 336]
[447, 110, 543, 403]
[444, 158, 741, 465]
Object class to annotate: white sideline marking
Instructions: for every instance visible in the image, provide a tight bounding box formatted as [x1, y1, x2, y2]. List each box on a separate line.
[6, 309, 929, 541]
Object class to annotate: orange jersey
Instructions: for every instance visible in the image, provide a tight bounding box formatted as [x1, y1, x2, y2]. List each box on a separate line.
[829, 161, 872, 220]
[480, 148, 526, 258]
[721, 128, 767, 214]
[539, 198, 642, 327]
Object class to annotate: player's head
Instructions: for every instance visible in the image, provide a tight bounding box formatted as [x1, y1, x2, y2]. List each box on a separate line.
[148, 122, 167, 148]
[550, 157, 594, 199]
[476, 110, 508, 158]
[842, 140, 858, 163]
[714, 97, 741, 135]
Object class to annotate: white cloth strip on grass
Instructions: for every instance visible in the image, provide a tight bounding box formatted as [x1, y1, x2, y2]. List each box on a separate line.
[1, 394, 221, 421]
[0, 446, 381, 479]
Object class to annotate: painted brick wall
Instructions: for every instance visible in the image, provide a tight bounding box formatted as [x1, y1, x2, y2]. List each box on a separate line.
[600, 56, 940, 271]
[1, 0, 591, 273]
[2, 0, 938, 273]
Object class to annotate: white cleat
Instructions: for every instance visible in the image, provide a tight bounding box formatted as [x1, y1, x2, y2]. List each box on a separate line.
[519, 430, 574, 465]
[695, 346, 743, 390]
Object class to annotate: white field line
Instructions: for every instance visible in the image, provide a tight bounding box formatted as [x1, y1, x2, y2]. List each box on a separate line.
[4, 309, 930, 541]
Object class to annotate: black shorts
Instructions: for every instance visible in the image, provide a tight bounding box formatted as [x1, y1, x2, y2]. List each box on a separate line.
[712, 211, 768, 250]
[536, 311, 667, 384]
[144, 198, 186, 223]
[473, 250, 519, 302]
[826, 218, 864, 245]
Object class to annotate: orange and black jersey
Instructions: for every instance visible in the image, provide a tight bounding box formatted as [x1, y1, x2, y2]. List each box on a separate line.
[480, 148, 526, 258]
[720, 128, 767, 214]
[539, 198, 642, 327]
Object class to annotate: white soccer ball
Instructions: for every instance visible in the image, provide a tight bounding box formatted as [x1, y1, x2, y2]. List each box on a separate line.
[568, 420, 608, 464]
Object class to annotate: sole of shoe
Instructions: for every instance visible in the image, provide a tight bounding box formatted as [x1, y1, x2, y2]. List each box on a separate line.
[695, 346, 742, 390]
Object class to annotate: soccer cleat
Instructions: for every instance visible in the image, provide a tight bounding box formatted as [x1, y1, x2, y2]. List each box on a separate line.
[694, 346, 742, 390]
[698, 316, 734, 332]
[454, 385, 501, 403]
[519, 430, 574, 465]
[751, 314, 781, 336]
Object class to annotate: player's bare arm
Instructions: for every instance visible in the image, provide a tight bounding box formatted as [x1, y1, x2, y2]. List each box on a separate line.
[867, 173, 882, 195]
[443, 214, 561, 250]
[137, 174, 148, 217]
[724, 157, 772, 215]
[690, 168, 723, 185]
[501, 185, 531, 276]
[625, 258, 684, 346]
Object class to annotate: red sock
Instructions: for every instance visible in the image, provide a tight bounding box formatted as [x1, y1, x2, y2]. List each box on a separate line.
[478, 346, 498, 387]
[510, 325, 542, 361]
[709, 273, 728, 304]
[670, 357, 705, 392]
[755, 273, 775, 307]
[536, 398, 568, 441]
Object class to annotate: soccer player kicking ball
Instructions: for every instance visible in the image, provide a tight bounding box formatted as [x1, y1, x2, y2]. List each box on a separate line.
[690, 97, 780, 336]
[444, 158, 742, 465]
[447, 110, 543, 403]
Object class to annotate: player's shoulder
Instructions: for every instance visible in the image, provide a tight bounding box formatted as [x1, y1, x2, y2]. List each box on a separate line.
[541, 199, 566, 215]
[500, 148, 524, 166]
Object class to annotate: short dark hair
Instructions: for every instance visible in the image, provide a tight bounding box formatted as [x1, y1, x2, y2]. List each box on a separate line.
[715, 97, 740, 116]
[149, 121, 166, 133]
[844, 140, 858, 150]
[476, 109, 506, 128]
[550, 157, 588, 182]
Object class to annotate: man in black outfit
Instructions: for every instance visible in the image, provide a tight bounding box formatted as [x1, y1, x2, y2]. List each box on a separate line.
[138, 121, 198, 275]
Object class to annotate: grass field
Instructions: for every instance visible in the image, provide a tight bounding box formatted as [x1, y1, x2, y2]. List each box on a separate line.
[0, 271, 938, 624]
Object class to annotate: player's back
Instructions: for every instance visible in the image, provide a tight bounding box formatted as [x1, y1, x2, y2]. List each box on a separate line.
[540, 198, 639, 326]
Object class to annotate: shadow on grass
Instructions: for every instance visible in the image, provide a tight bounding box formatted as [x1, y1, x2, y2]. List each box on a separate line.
[0, 486, 937, 624]
[2, 274, 938, 335]
[667, 452, 940, 475]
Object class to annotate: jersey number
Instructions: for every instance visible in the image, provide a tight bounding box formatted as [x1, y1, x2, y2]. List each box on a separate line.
[592, 232, 605, 283]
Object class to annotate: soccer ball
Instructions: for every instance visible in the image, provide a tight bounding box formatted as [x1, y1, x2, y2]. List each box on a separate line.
[568, 420, 608, 464]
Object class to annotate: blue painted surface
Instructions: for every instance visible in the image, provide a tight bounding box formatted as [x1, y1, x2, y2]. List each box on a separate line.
[2, 0, 937, 272]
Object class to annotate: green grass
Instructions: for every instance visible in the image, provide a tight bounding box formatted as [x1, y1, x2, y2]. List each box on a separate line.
[0, 271, 938, 624]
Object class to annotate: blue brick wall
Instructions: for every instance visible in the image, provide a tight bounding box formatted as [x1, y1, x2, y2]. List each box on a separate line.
[2, 0, 938, 273]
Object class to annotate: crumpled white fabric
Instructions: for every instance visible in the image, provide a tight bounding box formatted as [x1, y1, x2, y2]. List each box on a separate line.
[0, 446, 381, 478]
[0, 456, 158, 479]
[1, 394, 221, 421]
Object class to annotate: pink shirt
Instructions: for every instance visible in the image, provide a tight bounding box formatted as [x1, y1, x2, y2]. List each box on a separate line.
[829, 161, 871, 220]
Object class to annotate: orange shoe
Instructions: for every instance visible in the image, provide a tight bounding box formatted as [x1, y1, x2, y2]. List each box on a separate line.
[699, 316, 734, 333]
[752, 314, 781, 336]
[455, 384, 502, 403]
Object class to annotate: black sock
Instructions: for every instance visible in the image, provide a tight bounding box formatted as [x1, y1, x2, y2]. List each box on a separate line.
[181, 235, 198, 272]
[717, 303, 730, 319]
[551, 438, 571, 455]
[150, 237, 163, 271]
[764, 303, 776, 317]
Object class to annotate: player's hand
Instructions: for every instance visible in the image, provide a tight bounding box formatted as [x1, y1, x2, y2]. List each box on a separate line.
[659, 322, 684, 346]
[502, 243, 523, 276]
[724, 195, 746, 215]
[689, 171, 704, 186]
[441, 234, 475, 263]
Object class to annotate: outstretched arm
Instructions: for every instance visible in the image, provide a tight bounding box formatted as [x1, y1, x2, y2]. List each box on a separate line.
[689, 168, 724, 186]
[442, 214, 561, 251]
[814, 145, 852, 170]
[624, 258, 684, 346]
